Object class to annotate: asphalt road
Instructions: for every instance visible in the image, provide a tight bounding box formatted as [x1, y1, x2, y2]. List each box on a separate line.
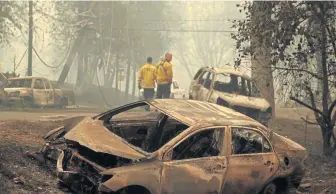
[0, 108, 100, 121]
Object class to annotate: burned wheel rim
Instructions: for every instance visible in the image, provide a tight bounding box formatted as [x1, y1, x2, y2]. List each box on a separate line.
[263, 183, 277, 194]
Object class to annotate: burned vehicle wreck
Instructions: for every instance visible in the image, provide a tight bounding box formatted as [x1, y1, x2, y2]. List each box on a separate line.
[189, 67, 272, 126]
[35, 99, 306, 194]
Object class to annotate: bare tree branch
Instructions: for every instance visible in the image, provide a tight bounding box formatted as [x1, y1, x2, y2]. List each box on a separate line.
[289, 96, 326, 120]
[274, 67, 322, 80]
[301, 117, 319, 125]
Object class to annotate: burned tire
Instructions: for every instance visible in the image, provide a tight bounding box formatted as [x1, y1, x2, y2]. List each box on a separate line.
[260, 182, 277, 194]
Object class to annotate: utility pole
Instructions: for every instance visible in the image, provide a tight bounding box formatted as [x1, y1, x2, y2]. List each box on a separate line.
[27, 0, 33, 76]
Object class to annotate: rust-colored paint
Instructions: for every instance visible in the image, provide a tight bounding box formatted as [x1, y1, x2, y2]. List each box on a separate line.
[160, 157, 227, 194]
[50, 99, 306, 194]
[4, 76, 74, 107]
[64, 118, 145, 160]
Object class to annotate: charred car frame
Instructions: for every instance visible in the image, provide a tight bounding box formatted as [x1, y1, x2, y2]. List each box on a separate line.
[35, 99, 306, 194]
[189, 67, 272, 127]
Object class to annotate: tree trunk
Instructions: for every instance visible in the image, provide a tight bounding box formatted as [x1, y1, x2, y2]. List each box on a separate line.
[320, 3, 332, 155]
[251, 1, 276, 117]
[125, 58, 131, 101]
[132, 63, 136, 100]
[57, 29, 85, 87]
[114, 55, 120, 90]
[57, 1, 88, 87]
[104, 59, 114, 88]
[322, 125, 333, 155]
[109, 61, 116, 87]
[76, 52, 84, 88]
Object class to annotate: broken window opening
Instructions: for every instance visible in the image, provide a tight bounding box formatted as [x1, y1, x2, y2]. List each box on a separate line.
[105, 103, 189, 153]
[231, 127, 272, 155]
[171, 128, 224, 161]
[34, 79, 45, 89]
[203, 72, 213, 89]
[214, 73, 261, 97]
[214, 73, 236, 93]
[198, 71, 209, 85]
[6, 79, 33, 88]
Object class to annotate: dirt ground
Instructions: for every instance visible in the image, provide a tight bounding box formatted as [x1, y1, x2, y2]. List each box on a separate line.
[0, 110, 336, 194]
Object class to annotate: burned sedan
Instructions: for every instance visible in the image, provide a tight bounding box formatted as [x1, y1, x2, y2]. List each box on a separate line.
[35, 99, 306, 194]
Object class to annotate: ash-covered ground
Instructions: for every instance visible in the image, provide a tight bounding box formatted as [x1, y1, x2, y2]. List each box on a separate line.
[0, 111, 335, 194]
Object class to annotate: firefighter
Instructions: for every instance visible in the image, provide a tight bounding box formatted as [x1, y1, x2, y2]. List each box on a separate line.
[138, 57, 156, 110]
[156, 52, 173, 99]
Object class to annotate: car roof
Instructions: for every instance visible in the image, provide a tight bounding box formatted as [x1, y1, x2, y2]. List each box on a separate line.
[148, 99, 266, 130]
[205, 67, 251, 80]
[8, 76, 45, 80]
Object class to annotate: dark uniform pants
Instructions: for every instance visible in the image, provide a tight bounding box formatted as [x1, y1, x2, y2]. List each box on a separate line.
[143, 88, 155, 99]
[156, 84, 171, 99]
[143, 88, 155, 111]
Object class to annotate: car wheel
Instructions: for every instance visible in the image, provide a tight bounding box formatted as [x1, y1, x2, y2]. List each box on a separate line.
[261, 182, 277, 194]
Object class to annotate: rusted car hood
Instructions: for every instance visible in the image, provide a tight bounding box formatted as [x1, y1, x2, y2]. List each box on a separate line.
[63, 117, 146, 160]
[217, 92, 270, 111]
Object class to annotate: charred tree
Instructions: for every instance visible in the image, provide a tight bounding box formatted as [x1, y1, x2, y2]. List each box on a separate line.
[76, 52, 84, 88]
[132, 63, 136, 100]
[114, 55, 120, 90]
[57, 27, 86, 87]
[125, 58, 131, 100]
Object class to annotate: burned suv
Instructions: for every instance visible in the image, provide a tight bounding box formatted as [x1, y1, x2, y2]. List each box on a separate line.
[189, 67, 272, 126]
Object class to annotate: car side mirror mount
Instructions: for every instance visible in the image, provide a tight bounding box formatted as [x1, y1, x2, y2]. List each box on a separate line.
[163, 149, 173, 162]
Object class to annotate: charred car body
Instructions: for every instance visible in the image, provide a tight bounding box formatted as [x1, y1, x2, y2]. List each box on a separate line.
[189, 67, 272, 126]
[4, 76, 71, 108]
[36, 99, 306, 194]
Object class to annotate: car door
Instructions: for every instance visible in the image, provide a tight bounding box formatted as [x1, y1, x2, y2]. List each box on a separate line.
[33, 78, 48, 106]
[160, 127, 227, 194]
[190, 69, 206, 99]
[43, 79, 55, 105]
[189, 68, 204, 97]
[192, 71, 210, 101]
[222, 127, 279, 194]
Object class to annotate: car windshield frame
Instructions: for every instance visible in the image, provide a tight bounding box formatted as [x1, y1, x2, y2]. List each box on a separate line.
[96, 101, 191, 155]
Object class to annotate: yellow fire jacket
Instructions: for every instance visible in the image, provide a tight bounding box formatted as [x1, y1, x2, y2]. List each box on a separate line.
[138, 63, 156, 88]
[156, 60, 173, 85]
